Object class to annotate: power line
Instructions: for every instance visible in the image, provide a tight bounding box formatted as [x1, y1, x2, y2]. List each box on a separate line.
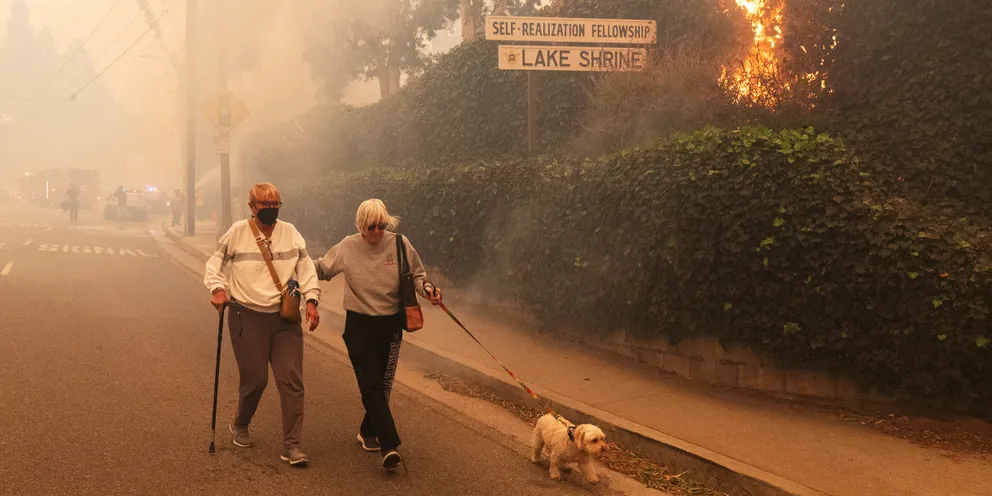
[15, 1, 173, 126]
[63, 8, 146, 92]
[70, 5, 173, 100]
[64, 0, 97, 28]
[15, 0, 124, 109]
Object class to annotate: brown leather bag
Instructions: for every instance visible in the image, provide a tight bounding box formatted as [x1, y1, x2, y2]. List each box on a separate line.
[248, 218, 302, 323]
[396, 234, 423, 332]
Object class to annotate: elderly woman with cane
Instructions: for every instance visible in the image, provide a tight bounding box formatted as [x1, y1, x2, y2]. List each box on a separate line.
[204, 182, 321, 467]
[315, 199, 442, 471]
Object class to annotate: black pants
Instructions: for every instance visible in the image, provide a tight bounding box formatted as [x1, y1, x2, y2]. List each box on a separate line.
[68, 203, 79, 223]
[343, 311, 403, 452]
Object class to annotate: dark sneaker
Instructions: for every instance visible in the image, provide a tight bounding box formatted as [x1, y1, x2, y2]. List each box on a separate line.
[381, 450, 402, 470]
[280, 448, 310, 467]
[229, 422, 253, 448]
[357, 433, 380, 452]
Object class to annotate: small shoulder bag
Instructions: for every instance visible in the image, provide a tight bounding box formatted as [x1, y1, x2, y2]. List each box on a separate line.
[248, 219, 302, 323]
[396, 234, 424, 332]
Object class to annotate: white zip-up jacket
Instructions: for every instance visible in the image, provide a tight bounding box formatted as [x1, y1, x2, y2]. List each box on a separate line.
[204, 219, 320, 313]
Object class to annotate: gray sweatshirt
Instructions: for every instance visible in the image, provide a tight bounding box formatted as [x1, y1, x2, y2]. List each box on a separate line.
[315, 231, 430, 316]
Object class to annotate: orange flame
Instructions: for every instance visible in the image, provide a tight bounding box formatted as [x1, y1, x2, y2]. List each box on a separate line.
[722, 0, 786, 106]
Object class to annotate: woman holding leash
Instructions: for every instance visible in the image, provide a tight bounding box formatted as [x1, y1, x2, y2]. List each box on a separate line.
[315, 199, 442, 471]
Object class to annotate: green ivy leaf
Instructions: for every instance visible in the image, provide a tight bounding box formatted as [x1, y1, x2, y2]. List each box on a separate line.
[724, 302, 733, 311]
[778, 206, 786, 214]
[932, 298, 943, 308]
[783, 322, 801, 335]
[908, 272, 919, 280]
[911, 251, 920, 257]
[773, 217, 785, 227]
[937, 334, 947, 341]
[760, 236, 775, 249]
[977, 337, 990, 349]
[763, 257, 769, 267]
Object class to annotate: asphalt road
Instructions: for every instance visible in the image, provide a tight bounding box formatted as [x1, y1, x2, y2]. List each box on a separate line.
[0, 204, 604, 496]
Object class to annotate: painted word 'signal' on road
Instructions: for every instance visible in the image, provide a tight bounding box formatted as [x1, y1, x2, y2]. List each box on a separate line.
[499, 46, 647, 73]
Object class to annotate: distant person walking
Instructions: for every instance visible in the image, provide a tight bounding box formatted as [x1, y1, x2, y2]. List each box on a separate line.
[314, 199, 442, 471]
[64, 183, 80, 223]
[203, 182, 321, 467]
[111, 185, 128, 222]
[171, 188, 184, 226]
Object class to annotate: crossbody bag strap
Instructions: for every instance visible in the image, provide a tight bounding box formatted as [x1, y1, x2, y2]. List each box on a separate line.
[248, 218, 285, 294]
[395, 233, 405, 292]
[396, 234, 410, 275]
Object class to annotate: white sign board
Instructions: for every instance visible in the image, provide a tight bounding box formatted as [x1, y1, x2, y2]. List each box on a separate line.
[486, 16, 657, 45]
[498, 45, 648, 72]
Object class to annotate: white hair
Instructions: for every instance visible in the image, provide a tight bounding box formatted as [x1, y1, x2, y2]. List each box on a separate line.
[355, 199, 400, 232]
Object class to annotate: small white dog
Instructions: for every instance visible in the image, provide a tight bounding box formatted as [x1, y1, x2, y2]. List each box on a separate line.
[531, 413, 607, 484]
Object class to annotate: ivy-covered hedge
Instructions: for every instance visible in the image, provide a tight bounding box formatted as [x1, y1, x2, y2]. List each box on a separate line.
[782, 0, 992, 215]
[285, 126, 992, 414]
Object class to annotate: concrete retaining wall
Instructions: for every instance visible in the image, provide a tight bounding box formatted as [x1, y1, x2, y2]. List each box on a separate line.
[561, 329, 895, 408]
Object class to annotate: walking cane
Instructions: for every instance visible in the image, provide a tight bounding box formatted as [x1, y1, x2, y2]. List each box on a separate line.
[208, 302, 229, 455]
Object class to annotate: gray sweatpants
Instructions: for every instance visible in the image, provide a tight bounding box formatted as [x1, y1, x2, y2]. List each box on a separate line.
[228, 305, 305, 449]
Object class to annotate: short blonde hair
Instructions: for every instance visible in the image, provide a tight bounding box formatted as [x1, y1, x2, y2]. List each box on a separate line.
[355, 199, 400, 232]
[249, 183, 281, 204]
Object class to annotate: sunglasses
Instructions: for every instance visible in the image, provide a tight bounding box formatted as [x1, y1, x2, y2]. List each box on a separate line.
[254, 201, 283, 208]
[366, 223, 388, 232]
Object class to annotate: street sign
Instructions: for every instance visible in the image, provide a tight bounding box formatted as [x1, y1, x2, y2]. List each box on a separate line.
[485, 16, 657, 45]
[498, 45, 648, 72]
[212, 134, 230, 154]
[200, 89, 249, 132]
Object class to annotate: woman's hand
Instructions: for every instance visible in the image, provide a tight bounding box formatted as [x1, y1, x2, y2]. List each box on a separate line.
[305, 301, 320, 332]
[425, 283, 442, 306]
[210, 289, 228, 312]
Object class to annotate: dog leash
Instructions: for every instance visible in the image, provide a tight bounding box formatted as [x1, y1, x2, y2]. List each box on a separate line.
[436, 302, 576, 440]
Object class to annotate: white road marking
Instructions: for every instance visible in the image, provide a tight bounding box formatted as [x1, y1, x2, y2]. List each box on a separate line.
[1, 261, 12, 276]
[0, 242, 5, 250]
[36, 244, 158, 257]
[45, 226, 54, 232]
[23, 239, 33, 247]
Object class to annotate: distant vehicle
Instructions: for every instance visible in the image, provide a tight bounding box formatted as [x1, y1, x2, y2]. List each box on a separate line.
[103, 190, 149, 221]
[141, 188, 169, 214]
[20, 168, 100, 209]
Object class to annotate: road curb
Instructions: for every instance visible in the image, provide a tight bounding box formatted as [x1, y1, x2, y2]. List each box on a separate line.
[398, 336, 827, 496]
[160, 223, 825, 496]
[162, 223, 214, 259]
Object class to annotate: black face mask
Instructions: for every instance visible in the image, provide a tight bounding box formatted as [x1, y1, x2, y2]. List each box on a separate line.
[256, 208, 279, 226]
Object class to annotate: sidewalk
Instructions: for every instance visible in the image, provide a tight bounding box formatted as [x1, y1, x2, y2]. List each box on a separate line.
[168, 222, 992, 496]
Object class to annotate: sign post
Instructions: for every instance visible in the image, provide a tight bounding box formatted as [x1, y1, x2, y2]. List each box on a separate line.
[527, 72, 538, 153]
[200, 88, 249, 235]
[485, 16, 657, 153]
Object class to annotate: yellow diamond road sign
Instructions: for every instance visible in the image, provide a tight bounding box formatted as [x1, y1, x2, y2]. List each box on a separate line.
[201, 89, 249, 132]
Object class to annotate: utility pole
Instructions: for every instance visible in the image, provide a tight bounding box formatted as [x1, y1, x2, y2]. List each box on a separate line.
[216, 0, 232, 234]
[184, 0, 198, 237]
